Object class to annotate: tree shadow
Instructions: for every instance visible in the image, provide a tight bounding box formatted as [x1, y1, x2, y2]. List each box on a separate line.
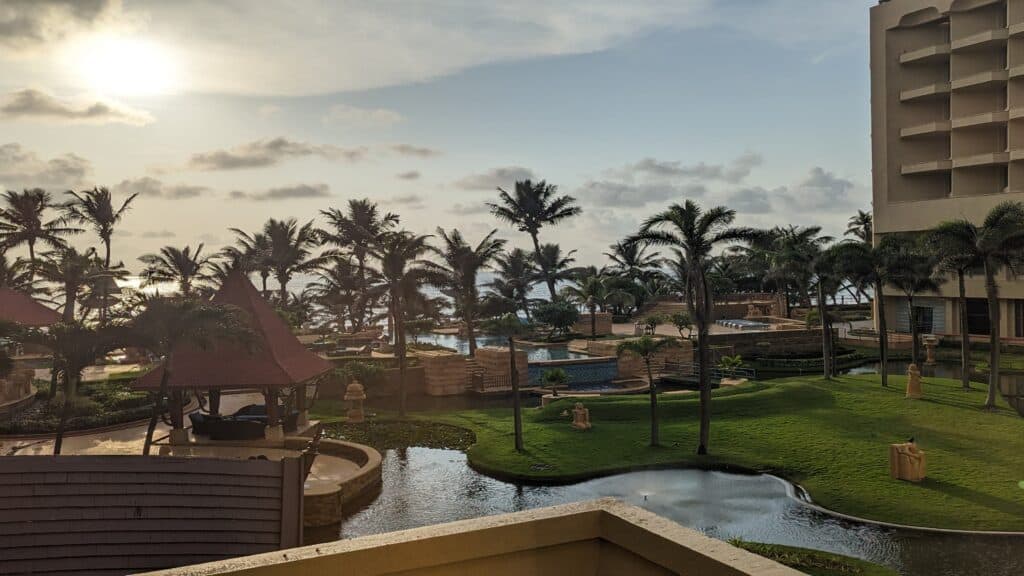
[920, 477, 1024, 517]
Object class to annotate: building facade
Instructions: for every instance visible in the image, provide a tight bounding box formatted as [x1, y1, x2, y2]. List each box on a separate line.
[871, 0, 1024, 342]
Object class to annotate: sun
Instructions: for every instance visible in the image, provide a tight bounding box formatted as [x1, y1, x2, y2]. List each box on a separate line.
[65, 34, 180, 97]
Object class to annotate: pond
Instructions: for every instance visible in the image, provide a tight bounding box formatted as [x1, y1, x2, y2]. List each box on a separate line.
[331, 447, 1024, 576]
[417, 333, 589, 361]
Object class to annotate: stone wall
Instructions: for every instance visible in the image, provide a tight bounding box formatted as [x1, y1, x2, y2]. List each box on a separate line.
[413, 350, 470, 396]
[585, 338, 693, 380]
[572, 312, 613, 336]
[474, 346, 529, 388]
[707, 328, 821, 358]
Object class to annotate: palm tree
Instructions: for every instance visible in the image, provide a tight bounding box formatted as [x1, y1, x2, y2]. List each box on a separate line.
[532, 243, 579, 292]
[226, 229, 273, 295]
[0, 189, 80, 280]
[63, 187, 138, 323]
[320, 199, 399, 328]
[846, 210, 873, 244]
[616, 336, 679, 447]
[880, 234, 944, 367]
[139, 245, 212, 297]
[928, 224, 985, 392]
[812, 245, 844, 380]
[35, 247, 106, 323]
[764, 226, 832, 314]
[924, 202, 1024, 407]
[488, 248, 537, 321]
[834, 241, 892, 387]
[485, 314, 529, 452]
[263, 218, 321, 303]
[131, 297, 254, 454]
[628, 200, 755, 455]
[605, 241, 661, 282]
[488, 180, 582, 298]
[561, 272, 633, 337]
[368, 230, 432, 416]
[424, 228, 506, 356]
[20, 322, 132, 453]
[0, 254, 34, 292]
[307, 256, 381, 332]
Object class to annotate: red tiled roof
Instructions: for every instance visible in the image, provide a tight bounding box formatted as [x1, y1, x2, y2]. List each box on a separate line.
[134, 272, 332, 390]
[0, 288, 60, 326]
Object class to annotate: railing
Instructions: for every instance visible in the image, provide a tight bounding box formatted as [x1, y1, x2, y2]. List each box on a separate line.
[663, 361, 757, 381]
[471, 372, 514, 393]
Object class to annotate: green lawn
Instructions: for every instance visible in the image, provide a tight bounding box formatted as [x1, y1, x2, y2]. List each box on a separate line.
[732, 542, 897, 576]
[431, 374, 1024, 531]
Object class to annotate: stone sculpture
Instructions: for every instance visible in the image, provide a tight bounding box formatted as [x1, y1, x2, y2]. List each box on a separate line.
[906, 364, 923, 399]
[345, 379, 368, 423]
[890, 441, 926, 482]
[571, 402, 591, 430]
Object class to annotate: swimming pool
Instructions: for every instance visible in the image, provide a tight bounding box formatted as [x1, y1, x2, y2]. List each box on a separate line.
[417, 333, 590, 361]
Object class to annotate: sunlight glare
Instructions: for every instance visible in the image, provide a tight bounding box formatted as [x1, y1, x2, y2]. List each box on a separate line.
[67, 35, 180, 97]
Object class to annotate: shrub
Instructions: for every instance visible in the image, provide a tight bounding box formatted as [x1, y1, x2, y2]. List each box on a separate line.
[532, 301, 580, 338]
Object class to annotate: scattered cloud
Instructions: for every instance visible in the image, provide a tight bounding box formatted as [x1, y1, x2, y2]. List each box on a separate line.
[140, 229, 176, 239]
[725, 186, 775, 214]
[114, 177, 209, 199]
[449, 202, 490, 215]
[323, 103, 402, 126]
[789, 167, 856, 210]
[389, 193, 424, 206]
[257, 104, 281, 117]
[454, 166, 535, 190]
[579, 180, 706, 207]
[188, 137, 367, 170]
[0, 89, 154, 125]
[390, 144, 441, 158]
[396, 170, 420, 180]
[0, 142, 90, 190]
[614, 152, 763, 185]
[233, 183, 331, 201]
[0, 0, 115, 53]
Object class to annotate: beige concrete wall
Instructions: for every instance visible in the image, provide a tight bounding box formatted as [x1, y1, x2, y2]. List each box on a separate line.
[573, 312, 614, 336]
[412, 350, 469, 396]
[586, 339, 694, 379]
[474, 346, 529, 387]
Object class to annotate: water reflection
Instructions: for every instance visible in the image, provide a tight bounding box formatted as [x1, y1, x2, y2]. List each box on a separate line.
[336, 448, 1024, 576]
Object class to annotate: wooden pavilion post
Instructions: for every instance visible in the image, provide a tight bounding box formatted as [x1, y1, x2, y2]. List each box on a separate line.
[168, 389, 190, 445]
[208, 389, 222, 416]
[295, 384, 308, 429]
[264, 387, 283, 442]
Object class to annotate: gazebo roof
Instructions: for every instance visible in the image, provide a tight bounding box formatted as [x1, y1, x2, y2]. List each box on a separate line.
[135, 272, 332, 390]
[0, 288, 60, 326]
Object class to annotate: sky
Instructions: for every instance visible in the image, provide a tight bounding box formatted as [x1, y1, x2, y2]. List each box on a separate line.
[0, 0, 875, 269]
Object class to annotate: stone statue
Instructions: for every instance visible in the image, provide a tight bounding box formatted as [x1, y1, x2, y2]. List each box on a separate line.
[890, 441, 926, 482]
[344, 379, 368, 423]
[906, 364, 923, 399]
[571, 402, 591, 430]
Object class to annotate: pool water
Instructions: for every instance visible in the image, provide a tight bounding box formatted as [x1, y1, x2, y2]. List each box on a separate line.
[417, 333, 589, 361]
[332, 448, 1024, 576]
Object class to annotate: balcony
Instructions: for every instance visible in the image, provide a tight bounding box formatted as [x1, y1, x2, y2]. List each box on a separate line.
[1010, 22, 1024, 38]
[900, 82, 951, 102]
[951, 29, 1009, 52]
[902, 159, 952, 175]
[899, 43, 951, 64]
[901, 120, 952, 138]
[951, 70, 1008, 91]
[1010, 149, 1024, 162]
[952, 152, 1010, 169]
[951, 110, 1008, 129]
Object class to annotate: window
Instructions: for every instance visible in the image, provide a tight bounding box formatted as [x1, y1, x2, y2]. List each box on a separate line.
[966, 299, 991, 336]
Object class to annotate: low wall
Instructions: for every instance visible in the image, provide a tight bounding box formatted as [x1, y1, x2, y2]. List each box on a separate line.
[572, 312, 613, 336]
[0, 368, 34, 415]
[284, 437, 383, 529]
[318, 366, 425, 400]
[413, 350, 469, 396]
[586, 339, 694, 379]
[708, 328, 821, 358]
[474, 347, 529, 388]
[528, 356, 618, 386]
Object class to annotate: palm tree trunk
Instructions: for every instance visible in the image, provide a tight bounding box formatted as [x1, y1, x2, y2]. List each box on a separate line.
[279, 276, 289, 304]
[509, 336, 523, 453]
[957, 270, 971, 391]
[531, 233, 556, 299]
[908, 294, 920, 366]
[27, 238, 35, 282]
[466, 302, 478, 356]
[53, 374, 76, 455]
[696, 271, 712, 456]
[817, 282, 831, 380]
[875, 280, 889, 387]
[395, 296, 408, 417]
[590, 303, 597, 338]
[261, 272, 269, 296]
[143, 355, 173, 455]
[984, 264, 1000, 409]
[100, 238, 111, 325]
[646, 358, 658, 447]
[63, 287, 75, 323]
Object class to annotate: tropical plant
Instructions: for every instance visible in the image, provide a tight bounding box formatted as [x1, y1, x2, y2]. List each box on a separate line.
[485, 313, 530, 452]
[225, 229, 273, 294]
[307, 256, 381, 332]
[812, 245, 844, 379]
[561, 272, 633, 337]
[616, 336, 679, 447]
[541, 367, 568, 397]
[262, 218, 321, 302]
[35, 247, 108, 323]
[532, 300, 580, 339]
[532, 243, 579, 292]
[924, 202, 1024, 407]
[63, 187, 138, 323]
[367, 230, 432, 416]
[604, 241, 661, 282]
[138, 244, 212, 296]
[717, 354, 744, 380]
[0, 253, 34, 292]
[0, 189, 80, 280]
[642, 314, 664, 335]
[669, 311, 693, 340]
[487, 248, 537, 320]
[424, 228, 506, 356]
[846, 210, 873, 245]
[833, 241, 893, 388]
[880, 234, 944, 367]
[628, 200, 756, 455]
[488, 179, 582, 298]
[130, 297, 255, 454]
[20, 322, 133, 454]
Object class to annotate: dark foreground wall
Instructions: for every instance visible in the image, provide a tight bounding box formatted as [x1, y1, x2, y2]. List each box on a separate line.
[0, 455, 304, 576]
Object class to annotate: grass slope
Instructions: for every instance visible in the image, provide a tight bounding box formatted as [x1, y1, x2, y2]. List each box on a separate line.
[732, 541, 897, 576]
[437, 375, 1024, 531]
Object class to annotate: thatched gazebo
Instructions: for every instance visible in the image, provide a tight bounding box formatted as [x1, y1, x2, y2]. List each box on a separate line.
[135, 272, 331, 443]
[0, 288, 60, 327]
